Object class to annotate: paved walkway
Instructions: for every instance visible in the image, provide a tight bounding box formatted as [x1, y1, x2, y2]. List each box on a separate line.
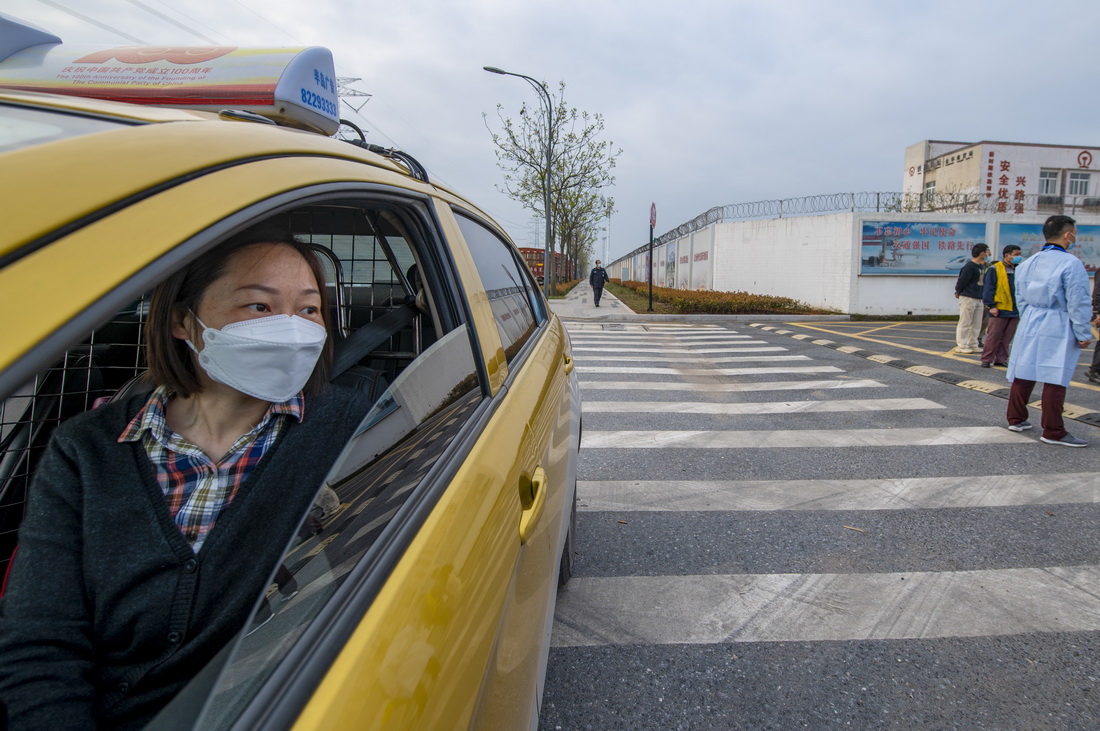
[547, 282, 849, 324]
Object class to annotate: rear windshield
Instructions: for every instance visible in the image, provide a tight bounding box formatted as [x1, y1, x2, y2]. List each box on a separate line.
[0, 103, 129, 153]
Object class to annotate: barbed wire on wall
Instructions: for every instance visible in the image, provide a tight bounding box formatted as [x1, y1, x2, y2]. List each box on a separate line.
[615, 192, 1100, 261]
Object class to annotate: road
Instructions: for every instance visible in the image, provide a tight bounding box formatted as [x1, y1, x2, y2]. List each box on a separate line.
[539, 319, 1100, 730]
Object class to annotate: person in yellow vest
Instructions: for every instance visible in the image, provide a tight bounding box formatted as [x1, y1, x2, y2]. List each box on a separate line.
[980, 244, 1022, 368]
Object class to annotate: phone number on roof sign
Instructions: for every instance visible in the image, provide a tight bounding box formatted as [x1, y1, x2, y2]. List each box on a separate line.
[299, 88, 337, 118]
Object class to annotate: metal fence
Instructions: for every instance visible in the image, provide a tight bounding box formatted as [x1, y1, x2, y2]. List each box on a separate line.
[630, 192, 1100, 253]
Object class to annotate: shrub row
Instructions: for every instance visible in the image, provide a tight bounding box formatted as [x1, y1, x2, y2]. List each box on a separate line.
[549, 279, 580, 297]
[610, 280, 832, 315]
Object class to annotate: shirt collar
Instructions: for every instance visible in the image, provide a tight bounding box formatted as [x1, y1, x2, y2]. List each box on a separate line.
[119, 385, 305, 444]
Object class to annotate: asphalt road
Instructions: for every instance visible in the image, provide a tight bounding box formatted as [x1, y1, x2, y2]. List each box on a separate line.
[539, 319, 1100, 730]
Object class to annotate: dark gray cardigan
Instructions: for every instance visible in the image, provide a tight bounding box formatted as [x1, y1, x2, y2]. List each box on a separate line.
[0, 386, 370, 730]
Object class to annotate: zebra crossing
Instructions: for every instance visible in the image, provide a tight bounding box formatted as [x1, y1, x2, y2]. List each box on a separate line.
[541, 321, 1100, 728]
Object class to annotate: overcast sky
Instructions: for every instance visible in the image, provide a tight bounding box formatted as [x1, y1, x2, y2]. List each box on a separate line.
[8, 0, 1100, 261]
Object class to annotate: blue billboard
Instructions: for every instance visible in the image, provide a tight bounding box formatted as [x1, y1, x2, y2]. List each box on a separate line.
[860, 221, 988, 275]
[999, 223, 1100, 276]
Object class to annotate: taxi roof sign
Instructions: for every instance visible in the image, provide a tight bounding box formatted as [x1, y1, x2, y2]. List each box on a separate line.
[0, 14, 341, 136]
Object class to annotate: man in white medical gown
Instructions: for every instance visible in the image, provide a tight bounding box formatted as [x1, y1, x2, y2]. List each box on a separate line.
[1005, 215, 1093, 447]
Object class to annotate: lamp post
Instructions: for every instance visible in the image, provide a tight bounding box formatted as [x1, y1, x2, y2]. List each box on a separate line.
[484, 65, 553, 299]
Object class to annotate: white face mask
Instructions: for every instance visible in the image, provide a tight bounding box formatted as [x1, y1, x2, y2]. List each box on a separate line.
[186, 313, 327, 402]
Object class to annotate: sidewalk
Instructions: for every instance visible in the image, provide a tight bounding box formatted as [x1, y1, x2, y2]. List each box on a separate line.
[547, 281, 850, 324]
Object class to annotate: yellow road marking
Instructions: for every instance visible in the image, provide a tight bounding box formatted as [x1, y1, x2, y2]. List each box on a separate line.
[774, 322, 1100, 394]
[853, 323, 906, 336]
[958, 380, 1005, 394]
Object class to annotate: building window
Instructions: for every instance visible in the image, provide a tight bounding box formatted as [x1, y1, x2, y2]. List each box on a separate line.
[924, 180, 936, 197]
[1039, 170, 1059, 195]
[1069, 172, 1090, 196]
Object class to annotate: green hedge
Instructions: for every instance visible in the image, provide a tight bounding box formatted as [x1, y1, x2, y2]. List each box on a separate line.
[548, 279, 580, 298]
[611, 280, 832, 315]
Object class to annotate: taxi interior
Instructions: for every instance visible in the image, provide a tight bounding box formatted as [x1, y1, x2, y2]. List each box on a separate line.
[0, 201, 450, 586]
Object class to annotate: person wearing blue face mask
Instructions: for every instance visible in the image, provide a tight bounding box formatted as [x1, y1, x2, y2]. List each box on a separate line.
[1086, 268, 1100, 384]
[1005, 215, 1093, 446]
[0, 224, 373, 729]
[980, 244, 1022, 368]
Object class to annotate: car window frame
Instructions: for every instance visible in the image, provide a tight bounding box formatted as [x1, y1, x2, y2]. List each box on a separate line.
[2, 177, 506, 729]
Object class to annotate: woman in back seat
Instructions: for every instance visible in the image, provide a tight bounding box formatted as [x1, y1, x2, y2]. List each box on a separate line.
[0, 224, 372, 730]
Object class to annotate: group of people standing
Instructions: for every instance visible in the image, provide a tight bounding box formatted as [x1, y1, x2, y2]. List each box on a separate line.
[953, 241, 1023, 367]
[955, 215, 1096, 447]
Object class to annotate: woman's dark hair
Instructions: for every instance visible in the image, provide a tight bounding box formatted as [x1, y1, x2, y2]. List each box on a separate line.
[145, 223, 333, 398]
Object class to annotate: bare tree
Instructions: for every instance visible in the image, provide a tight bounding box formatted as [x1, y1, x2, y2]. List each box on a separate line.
[484, 81, 619, 286]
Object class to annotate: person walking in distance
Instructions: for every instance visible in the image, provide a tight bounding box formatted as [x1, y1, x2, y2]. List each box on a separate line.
[980, 244, 1022, 368]
[954, 243, 990, 353]
[589, 259, 609, 307]
[1005, 215, 1092, 447]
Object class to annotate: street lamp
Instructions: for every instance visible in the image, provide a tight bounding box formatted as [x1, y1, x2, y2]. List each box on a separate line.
[484, 65, 554, 299]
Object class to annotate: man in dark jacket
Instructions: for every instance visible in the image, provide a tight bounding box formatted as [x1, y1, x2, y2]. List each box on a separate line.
[1087, 271, 1100, 383]
[980, 244, 1021, 368]
[589, 260, 610, 307]
[954, 243, 990, 353]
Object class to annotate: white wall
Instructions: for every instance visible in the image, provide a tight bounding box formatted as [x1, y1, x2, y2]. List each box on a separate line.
[710, 213, 855, 313]
[608, 211, 1099, 316]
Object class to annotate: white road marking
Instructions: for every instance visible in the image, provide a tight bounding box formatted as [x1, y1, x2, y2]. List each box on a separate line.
[578, 379, 887, 392]
[551, 566, 1100, 646]
[581, 354, 806, 363]
[569, 339, 761, 347]
[572, 346, 784, 354]
[578, 366, 844, 376]
[570, 334, 755, 342]
[583, 398, 943, 415]
[577, 473, 1100, 512]
[580, 427, 1031, 449]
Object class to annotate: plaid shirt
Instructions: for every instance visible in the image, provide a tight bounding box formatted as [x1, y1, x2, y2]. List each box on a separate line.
[119, 386, 304, 553]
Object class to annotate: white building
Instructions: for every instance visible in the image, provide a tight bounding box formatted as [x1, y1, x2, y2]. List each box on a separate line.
[904, 139, 1100, 215]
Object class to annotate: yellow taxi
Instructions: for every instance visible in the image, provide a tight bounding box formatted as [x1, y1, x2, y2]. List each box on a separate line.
[0, 16, 578, 730]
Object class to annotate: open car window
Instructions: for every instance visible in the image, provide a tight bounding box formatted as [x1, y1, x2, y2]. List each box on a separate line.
[1, 194, 487, 729]
[187, 323, 481, 728]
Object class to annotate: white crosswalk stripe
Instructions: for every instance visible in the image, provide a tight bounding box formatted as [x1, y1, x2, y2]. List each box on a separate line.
[572, 346, 785, 353]
[551, 567, 1100, 646]
[581, 354, 808, 363]
[577, 472, 1099, 512]
[581, 426, 1028, 449]
[579, 365, 845, 376]
[583, 397, 943, 414]
[579, 379, 888, 392]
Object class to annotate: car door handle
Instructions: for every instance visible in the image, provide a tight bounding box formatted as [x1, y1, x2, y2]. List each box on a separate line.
[563, 354, 575, 375]
[518, 466, 547, 545]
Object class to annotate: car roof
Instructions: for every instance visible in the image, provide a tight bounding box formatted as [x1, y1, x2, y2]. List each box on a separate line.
[0, 89, 499, 255]
[0, 88, 503, 395]
[0, 90, 415, 257]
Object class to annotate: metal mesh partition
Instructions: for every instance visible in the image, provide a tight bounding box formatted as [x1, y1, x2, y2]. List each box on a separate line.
[0, 299, 150, 578]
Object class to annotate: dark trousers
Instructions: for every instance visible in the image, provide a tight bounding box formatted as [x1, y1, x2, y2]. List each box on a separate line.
[593, 285, 604, 305]
[1008, 378, 1067, 440]
[1092, 339, 1100, 374]
[980, 316, 1018, 364]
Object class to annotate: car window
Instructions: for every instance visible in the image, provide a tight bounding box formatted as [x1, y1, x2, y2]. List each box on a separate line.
[0, 103, 132, 153]
[153, 201, 485, 728]
[452, 212, 545, 364]
[1, 194, 487, 729]
[189, 323, 482, 728]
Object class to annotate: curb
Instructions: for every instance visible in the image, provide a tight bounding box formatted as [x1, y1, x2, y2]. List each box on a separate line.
[748, 323, 1100, 430]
